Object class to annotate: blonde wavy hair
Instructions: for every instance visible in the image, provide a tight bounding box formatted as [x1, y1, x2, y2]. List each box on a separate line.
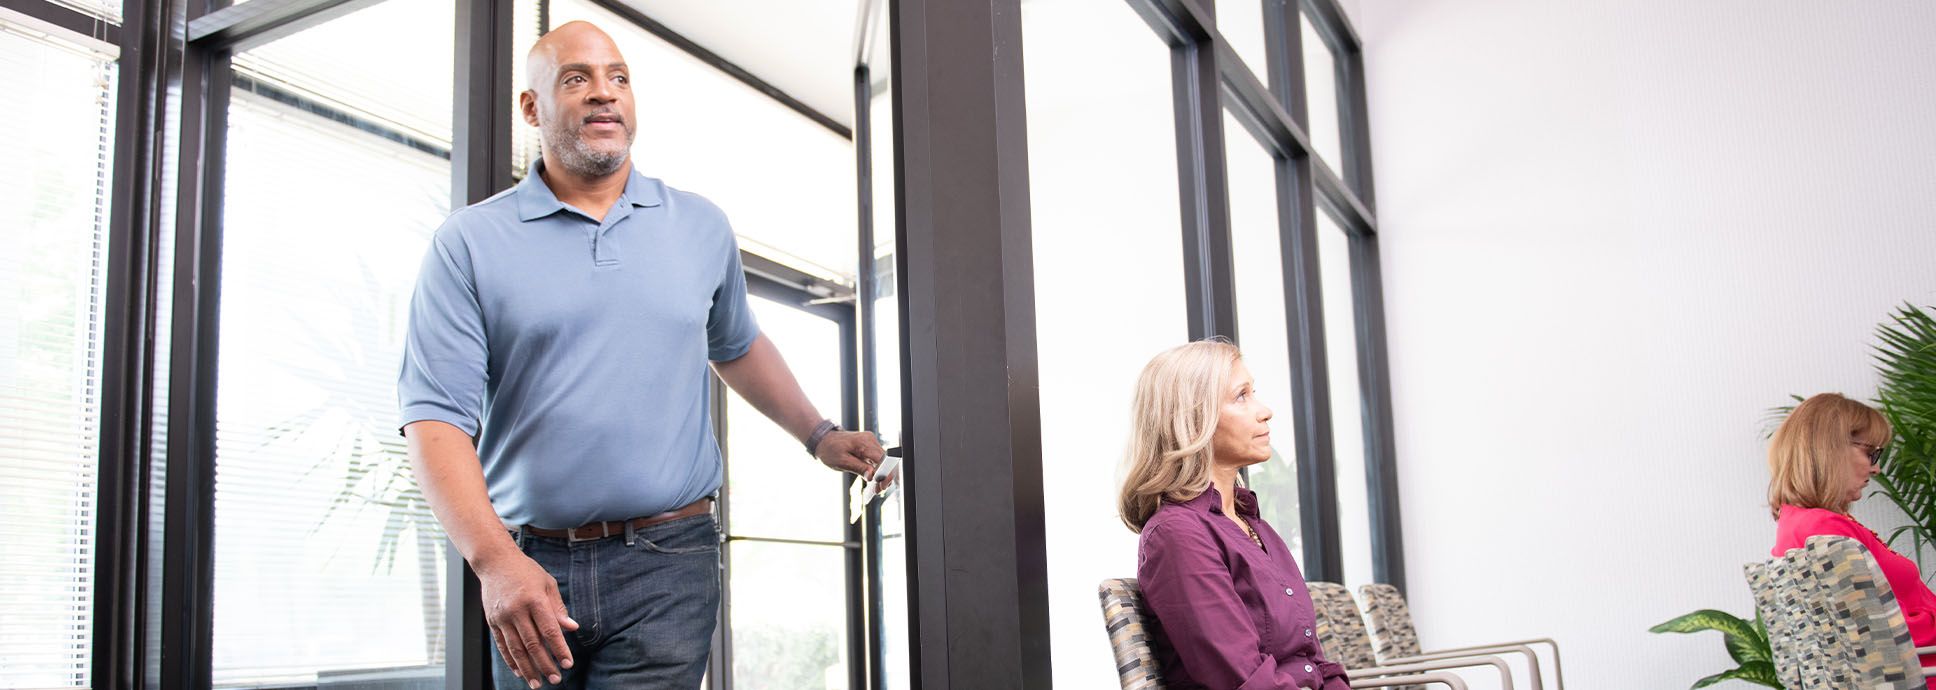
[1767, 392, 1892, 519]
[1118, 339, 1242, 533]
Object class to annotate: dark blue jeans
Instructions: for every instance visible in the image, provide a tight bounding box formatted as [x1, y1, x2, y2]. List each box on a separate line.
[494, 513, 722, 689]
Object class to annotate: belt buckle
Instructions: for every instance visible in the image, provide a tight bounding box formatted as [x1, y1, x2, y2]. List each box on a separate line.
[567, 523, 612, 543]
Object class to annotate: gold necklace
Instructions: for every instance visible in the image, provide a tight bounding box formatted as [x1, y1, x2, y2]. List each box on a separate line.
[1236, 516, 1264, 549]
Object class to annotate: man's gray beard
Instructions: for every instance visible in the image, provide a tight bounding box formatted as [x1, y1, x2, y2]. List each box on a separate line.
[543, 118, 631, 177]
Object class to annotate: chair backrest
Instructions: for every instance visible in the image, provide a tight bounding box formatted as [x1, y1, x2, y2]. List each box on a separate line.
[1097, 578, 1168, 690]
[1307, 582, 1381, 671]
[1359, 583, 1424, 661]
[1745, 534, 1923, 689]
[1745, 555, 1812, 689]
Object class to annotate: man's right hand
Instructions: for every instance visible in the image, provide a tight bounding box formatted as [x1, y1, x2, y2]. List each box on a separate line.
[476, 549, 579, 688]
[404, 421, 578, 687]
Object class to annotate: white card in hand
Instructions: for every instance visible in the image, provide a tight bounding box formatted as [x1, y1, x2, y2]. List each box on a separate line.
[848, 453, 904, 523]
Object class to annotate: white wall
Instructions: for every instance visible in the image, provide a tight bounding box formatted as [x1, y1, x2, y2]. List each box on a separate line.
[1024, 2, 1193, 689]
[1353, 1, 1936, 687]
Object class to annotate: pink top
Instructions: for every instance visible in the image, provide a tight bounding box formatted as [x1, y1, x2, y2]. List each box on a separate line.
[1774, 504, 1936, 686]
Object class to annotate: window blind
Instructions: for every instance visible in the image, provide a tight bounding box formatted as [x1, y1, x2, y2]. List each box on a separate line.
[0, 17, 118, 690]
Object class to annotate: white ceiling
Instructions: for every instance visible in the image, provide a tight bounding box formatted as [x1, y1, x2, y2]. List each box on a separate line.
[608, 0, 886, 130]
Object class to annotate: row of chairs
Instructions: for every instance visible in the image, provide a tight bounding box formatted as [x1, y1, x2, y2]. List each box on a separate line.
[1746, 535, 1936, 688]
[1099, 578, 1565, 689]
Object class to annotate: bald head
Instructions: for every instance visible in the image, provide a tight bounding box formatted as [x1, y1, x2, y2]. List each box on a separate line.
[526, 21, 622, 92]
[521, 20, 636, 178]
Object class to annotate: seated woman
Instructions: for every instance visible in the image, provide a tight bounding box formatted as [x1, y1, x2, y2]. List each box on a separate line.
[1119, 340, 1349, 690]
[1769, 392, 1936, 685]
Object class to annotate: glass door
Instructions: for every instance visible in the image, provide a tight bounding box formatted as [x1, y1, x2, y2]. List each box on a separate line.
[713, 291, 862, 690]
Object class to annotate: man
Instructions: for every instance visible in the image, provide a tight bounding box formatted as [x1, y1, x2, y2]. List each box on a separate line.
[398, 21, 884, 689]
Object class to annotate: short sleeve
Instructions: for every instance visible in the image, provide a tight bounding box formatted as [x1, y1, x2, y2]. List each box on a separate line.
[397, 227, 488, 437]
[706, 231, 759, 362]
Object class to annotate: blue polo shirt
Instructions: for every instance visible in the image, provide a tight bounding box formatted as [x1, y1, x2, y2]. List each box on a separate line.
[397, 162, 758, 528]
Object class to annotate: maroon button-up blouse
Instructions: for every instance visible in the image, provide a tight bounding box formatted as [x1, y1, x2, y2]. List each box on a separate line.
[1137, 486, 1349, 690]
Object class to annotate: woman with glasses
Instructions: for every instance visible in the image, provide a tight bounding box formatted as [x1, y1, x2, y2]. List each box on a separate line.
[1769, 392, 1936, 685]
[1119, 340, 1348, 690]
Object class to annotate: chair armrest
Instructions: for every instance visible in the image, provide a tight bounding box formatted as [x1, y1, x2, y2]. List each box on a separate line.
[1350, 672, 1468, 690]
[1422, 637, 1564, 690]
[1384, 644, 1543, 690]
[1347, 656, 1513, 690]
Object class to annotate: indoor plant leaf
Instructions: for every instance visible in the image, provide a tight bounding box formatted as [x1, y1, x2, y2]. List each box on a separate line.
[1690, 661, 1781, 689]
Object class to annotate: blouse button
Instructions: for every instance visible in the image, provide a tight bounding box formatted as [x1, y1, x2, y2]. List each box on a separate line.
[1284, 587, 1295, 596]
[1304, 664, 1314, 673]
[1304, 628, 1313, 637]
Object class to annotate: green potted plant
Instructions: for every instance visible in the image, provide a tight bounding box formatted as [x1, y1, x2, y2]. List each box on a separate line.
[1868, 304, 1936, 573]
[1648, 609, 1780, 688]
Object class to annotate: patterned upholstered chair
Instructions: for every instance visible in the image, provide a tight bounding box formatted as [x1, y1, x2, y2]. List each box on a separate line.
[1745, 535, 1931, 689]
[1306, 582, 1515, 690]
[1357, 583, 1562, 690]
[1098, 578, 1473, 690]
[1098, 578, 1168, 690]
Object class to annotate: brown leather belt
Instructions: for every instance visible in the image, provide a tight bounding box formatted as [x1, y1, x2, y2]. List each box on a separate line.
[524, 498, 714, 542]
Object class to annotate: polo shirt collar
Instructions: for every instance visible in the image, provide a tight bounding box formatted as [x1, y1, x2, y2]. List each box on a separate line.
[516, 158, 664, 222]
[1172, 484, 1261, 518]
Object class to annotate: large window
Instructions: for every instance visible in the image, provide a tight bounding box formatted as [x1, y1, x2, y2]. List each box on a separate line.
[1317, 211, 1375, 589]
[210, 0, 454, 685]
[1219, 0, 1271, 87]
[1301, 16, 1344, 170]
[0, 15, 117, 690]
[1022, 0, 1190, 685]
[1225, 109, 1304, 552]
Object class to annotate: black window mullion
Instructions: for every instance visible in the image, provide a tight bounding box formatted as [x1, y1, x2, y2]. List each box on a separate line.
[853, 60, 891, 690]
[158, 29, 231, 690]
[1347, 231, 1403, 591]
[92, 0, 175, 681]
[1171, 0, 1239, 342]
[840, 306, 867, 690]
[1256, 0, 1347, 586]
[449, 0, 516, 684]
[709, 375, 733, 690]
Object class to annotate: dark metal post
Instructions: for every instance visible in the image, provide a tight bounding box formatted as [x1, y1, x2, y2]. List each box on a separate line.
[93, 0, 177, 682]
[1262, 0, 1345, 586]
[1276, 156, 1343, 585]
[158, 19, 231, 688]
[1349, 234, 1403, 591]
[707, 375, 733, 690]
[1171, 0, 1238, 341]
[853, 62, 889, 690]
[889, 0, 1051, 685]
[840, 310, 866, 690]
[450, 0, 515, 685]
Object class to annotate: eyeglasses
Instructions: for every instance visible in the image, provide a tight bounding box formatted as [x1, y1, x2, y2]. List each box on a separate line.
[1852, 440, 1887, 463]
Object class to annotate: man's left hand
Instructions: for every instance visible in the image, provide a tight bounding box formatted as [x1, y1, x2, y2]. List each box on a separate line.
[815, 430, 891, 488]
